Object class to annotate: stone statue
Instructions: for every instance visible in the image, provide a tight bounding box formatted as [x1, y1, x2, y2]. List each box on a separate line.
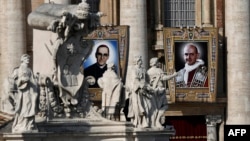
[126, 56, 154, 128]
[27, 0, 104, 83]
[76, 75, 95, 118]
[146, 57, 177, 128]
[27, 0, 104, 118]
[97, 63, 123, 121]
[1, 78, 16, 115]
[46, 9, 97, 81]
[7, 54, 39, 133]
[28, 0, 104, 30]
[1, 2, 176, 139]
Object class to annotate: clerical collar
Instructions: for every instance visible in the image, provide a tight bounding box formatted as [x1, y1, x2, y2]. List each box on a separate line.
[98, 64, 106, 69]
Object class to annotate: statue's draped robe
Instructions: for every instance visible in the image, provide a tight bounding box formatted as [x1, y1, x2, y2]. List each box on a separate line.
[11, 64, 38, 133]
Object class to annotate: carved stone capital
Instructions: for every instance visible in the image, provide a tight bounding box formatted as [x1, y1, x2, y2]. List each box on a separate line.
[206, 115, 222, 126]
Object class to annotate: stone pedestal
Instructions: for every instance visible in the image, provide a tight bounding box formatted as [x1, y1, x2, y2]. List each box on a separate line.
[1, 130, 174, 141]
[0, 119, 175, 141]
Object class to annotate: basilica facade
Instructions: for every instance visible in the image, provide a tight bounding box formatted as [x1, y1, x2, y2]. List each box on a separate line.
[0, 0, 249, 141]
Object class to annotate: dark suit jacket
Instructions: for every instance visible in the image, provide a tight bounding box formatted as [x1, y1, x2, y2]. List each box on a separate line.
[84, 63, 107, 88]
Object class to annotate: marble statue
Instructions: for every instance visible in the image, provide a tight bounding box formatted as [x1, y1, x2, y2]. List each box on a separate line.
[0, 2, 176, 141]
[76, 75, 95, 118]
[124, 56, 178, 129]
[97, 63, 123, 121]
[27, 0, 103, 118]
[6, 54, 39, 133]
[10, 2, 177, 137]
[146, 57, 177, 128]
[126, 56, 154, 128]
[28, 0, 103, 30]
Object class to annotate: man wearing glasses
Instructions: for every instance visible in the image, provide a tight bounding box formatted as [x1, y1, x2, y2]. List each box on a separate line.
[84, 44, 110, 88]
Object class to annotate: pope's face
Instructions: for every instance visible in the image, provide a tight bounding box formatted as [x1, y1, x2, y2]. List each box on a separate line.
[183, 45, 199, 65]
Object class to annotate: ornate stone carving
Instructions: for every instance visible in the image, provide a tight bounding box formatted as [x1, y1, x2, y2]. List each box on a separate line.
[3, 54, 39, 133]
[1, 1, 177, 134]
[126, 56, 152, 128]
[206, 115, 222, 141]
[125, 56, 177, 128]
[206, 115, 222, 126]
[97, 63, 123, 121]
[25, 0, 105, 121]
[146, 57, 177, 128]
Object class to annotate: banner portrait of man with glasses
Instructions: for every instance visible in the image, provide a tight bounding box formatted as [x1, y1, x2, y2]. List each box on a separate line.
[83, 40, 119, 88]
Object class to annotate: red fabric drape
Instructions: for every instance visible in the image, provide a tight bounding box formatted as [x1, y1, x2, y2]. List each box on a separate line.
[166, 116, 207, 141]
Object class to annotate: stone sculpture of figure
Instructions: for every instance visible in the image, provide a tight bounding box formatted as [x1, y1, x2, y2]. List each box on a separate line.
[97, 63, 123, 121]
[27, 0, 104, 115]
[8, 54, 39, 133]
[146, 57, 177, 128]
[48, 10, 87, 82]
[28, 0, 104, 30]
[28, 0, 104, 82]
[126, 56, 154, 128]
[76, 76, 95, 118]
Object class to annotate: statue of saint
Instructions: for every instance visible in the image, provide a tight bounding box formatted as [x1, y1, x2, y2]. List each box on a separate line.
[98, 63, 123, 121]
[8, 54, 39, 133]
[146, 57, 177, 128]
[126, 56, 154, 128]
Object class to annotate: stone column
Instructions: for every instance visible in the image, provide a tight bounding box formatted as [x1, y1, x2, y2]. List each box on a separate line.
[152, 0, 164, 50]
[100, 0, 118, 25]
[218, 121, 224, 141]
[6, 0, 27, 70]
[206, 115, 222, 141]
[0, 2, 6, 73]
[225, 0, 250, 124]
[155, 0, 162, 27]
[0, 0, 8, 104]
[202, 0, 212, 27]
[0, 0, 26, 102]
[120, 0, 148, 80]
